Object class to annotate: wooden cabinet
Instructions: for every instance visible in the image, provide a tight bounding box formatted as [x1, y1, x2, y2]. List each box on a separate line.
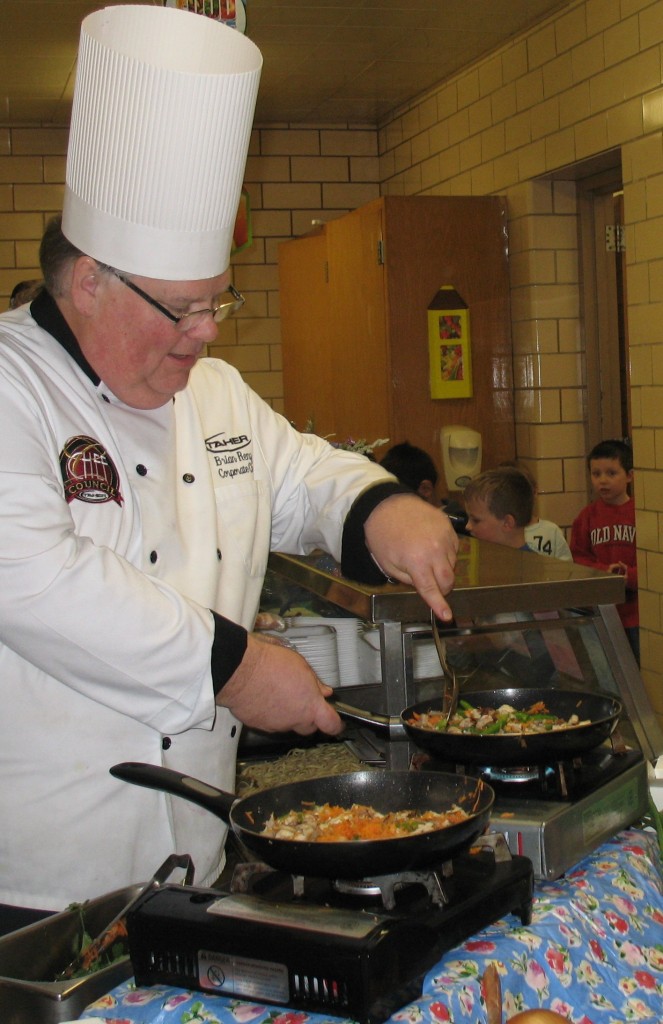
[278, 196, 515, 488]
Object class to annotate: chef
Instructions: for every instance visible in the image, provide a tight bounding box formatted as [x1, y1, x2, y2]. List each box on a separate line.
[0, 4, 458, 931]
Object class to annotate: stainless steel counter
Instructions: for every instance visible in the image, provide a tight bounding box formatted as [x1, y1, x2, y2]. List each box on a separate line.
[268, 536, 625, 622]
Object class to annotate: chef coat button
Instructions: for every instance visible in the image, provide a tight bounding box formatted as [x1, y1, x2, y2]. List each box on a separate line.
[182, 473, 195, 483]
[101, 394, 110, 403]
[150, 550, 158, 564]
[230, 725, 237, 738]
[216, 549, 222, 561]
[136, 464, 147, 476]
[162, 736, 171, 750]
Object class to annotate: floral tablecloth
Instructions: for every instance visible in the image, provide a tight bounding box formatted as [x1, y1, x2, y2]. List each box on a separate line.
[80, 829, 663, 1024]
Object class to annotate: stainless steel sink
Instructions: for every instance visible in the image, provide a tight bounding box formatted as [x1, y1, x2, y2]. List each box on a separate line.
[0, 885, 139, 1023]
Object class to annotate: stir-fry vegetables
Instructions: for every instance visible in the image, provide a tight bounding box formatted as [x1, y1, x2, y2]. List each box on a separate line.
[261, 801, 469, 842]
[55, 903, 129, 980]
[407, 699, 590, 735]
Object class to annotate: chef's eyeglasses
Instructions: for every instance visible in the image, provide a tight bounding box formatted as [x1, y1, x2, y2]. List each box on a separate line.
[110, 269, 245, 330]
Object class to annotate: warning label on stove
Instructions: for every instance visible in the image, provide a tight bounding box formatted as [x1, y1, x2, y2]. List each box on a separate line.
[198, 948, 290, 1003]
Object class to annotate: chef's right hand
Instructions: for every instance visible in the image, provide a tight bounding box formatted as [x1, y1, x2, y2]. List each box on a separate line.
[215, 632, 343, 736]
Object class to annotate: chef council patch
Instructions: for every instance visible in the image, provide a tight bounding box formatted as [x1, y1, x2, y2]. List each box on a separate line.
[60, 435, 124, 506]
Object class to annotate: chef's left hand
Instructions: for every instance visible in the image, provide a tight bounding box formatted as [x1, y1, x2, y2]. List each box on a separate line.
[364, 493, 459, 621]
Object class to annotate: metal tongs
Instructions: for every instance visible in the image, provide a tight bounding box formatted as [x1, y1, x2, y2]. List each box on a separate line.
[57, 852, 195, 980]
[431, 608, 459, 727]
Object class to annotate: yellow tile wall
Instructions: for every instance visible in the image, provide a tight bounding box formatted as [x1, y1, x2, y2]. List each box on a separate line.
[0, 123, 379, 423]
[375, 0, 663, 726]
[0, 127, 65, 300]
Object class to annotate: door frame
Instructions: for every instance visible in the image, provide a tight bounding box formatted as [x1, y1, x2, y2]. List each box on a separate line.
[577, 165, 630, 448]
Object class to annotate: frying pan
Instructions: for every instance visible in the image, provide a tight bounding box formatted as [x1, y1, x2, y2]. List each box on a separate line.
[110, 762, 494, 878]
[336, 688, 623, 767]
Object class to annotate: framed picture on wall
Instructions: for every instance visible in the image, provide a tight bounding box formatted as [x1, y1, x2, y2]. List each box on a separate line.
[428, 287, 473, 399]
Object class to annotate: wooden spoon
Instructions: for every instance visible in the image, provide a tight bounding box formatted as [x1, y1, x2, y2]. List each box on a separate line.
[481, 962, 503, 1024]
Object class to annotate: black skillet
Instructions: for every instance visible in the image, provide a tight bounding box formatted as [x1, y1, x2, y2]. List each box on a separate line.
[110, 762, 493, 878]
[336, 688, 623, 768]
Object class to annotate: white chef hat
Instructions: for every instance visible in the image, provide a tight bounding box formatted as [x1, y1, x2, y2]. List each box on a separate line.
[62, 4, 262, 281]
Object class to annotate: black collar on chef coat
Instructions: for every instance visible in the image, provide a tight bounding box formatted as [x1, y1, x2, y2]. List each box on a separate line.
[31, 288, 101, 387]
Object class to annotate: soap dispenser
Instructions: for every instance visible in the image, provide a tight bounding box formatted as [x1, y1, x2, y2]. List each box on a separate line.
[440, 425, 482, 492]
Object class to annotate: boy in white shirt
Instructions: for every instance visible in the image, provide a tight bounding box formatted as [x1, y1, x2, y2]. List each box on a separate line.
[500, 461, 572, 560]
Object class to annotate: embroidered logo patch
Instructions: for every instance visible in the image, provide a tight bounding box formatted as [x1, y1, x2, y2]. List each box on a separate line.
[205, 432, 253, 480]
[205, 432, 250, 454]
[60, 435, 124, 506]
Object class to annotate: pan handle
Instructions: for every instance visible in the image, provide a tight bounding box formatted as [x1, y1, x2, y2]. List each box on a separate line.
[331, 699, 406, 740]
[110, 761, 237, 821]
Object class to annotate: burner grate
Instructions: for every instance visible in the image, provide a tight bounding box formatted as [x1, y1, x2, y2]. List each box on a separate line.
[333, 870, 448, 910]
[232, 860, 452, 910]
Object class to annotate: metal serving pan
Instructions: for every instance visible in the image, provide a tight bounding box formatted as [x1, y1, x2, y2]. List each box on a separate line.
[0, 885, 138, 1024]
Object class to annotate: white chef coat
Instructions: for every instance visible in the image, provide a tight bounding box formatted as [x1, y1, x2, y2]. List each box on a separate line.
[0, 301, 392, 910]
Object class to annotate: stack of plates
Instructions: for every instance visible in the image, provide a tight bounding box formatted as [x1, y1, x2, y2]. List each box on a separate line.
[267, 617, 443, 687]
[328, 618, 363, 686]
[278, 623, 340, 688]
[413, 640, 443, 679]
[284, 616, 362, 687]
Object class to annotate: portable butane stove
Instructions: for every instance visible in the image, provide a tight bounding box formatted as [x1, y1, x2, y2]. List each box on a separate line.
[418, 744, 649, 880]
[127, 835, 533, 1024]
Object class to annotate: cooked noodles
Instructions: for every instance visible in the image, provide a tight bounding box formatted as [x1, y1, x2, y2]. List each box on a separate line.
[236, 743, 371, 796]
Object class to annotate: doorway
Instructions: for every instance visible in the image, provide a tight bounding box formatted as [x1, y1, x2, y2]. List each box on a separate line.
[577, 164, 631, 447]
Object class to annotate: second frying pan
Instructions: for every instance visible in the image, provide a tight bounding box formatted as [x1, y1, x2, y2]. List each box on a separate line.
[335, 688, 623, 767]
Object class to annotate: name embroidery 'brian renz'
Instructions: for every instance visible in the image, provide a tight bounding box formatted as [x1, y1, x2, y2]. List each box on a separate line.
[60, 435, 124, 506]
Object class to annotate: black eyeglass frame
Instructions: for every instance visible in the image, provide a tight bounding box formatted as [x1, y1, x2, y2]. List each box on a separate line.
[110, 269, 245, 327]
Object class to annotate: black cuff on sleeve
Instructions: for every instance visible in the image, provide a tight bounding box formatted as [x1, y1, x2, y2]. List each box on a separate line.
[210, 611, 249, 696]
[340, 481, 412, 584]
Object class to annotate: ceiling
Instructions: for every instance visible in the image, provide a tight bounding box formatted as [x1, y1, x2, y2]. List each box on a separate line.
[0, 0, 572, 127]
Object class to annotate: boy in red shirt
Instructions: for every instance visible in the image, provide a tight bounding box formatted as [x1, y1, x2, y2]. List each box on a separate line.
[570, 439, 638, 663]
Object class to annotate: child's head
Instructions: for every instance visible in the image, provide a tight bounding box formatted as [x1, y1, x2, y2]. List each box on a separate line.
[499, 459, 537, 494]
[463, 467, 534, 547]
[380, 441, 439, 505]
[587, 439, 633, 506]
[498, 459, 538, 523]
[8, 278, 42, 309]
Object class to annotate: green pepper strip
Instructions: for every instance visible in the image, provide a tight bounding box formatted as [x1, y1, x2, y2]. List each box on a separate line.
[396, 820, 420, 832]
[480, 715, 509, 734]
